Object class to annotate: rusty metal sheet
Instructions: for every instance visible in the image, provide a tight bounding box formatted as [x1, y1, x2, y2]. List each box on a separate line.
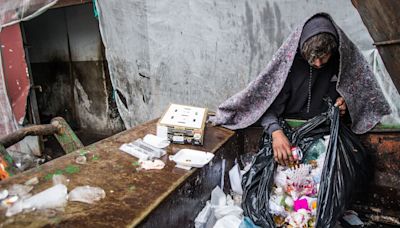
[0, 119, 235, 227]
[0, 23, 30, 124]
[352, 0, 400, 93]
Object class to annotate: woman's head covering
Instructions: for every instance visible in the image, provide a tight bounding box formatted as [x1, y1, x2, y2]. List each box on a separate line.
[299, 15, 338, 50]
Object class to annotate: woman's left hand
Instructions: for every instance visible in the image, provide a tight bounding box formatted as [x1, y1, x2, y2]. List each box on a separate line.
[335, 97, 347, 116]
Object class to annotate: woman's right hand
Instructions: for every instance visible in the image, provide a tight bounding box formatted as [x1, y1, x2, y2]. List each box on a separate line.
[272, 130, 293, 166]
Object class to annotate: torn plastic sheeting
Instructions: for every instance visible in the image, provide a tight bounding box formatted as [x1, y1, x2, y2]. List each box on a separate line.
[0, 0, 58, 29]
[363, 49, 400, 125]
[229, 163, 243, 195]
[0, 40, 19, 141]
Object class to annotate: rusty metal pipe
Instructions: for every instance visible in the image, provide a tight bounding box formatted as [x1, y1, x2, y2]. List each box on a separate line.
[373, 39, 400, 46]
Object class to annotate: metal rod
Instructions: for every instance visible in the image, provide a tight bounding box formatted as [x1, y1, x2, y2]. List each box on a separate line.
[373, 39, 400, 46]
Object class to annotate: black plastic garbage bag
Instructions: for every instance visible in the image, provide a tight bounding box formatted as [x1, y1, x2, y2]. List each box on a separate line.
[241, 105, 368, 228]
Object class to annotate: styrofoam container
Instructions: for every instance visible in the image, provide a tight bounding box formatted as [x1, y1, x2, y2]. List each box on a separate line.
[169, 149, 214, 168]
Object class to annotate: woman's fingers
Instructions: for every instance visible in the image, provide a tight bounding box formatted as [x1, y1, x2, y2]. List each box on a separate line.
[272, 130, 292, 166]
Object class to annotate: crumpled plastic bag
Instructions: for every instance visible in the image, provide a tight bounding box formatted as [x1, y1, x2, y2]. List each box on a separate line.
[68, 186, 106, 204]
[7, 184, 33, 198]
[214, 215, 242, 228]
[195, 186, 244, 228]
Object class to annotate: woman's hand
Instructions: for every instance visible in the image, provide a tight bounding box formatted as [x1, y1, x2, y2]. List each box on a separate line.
[272, 130, 293, 166]
[335, 97, 347, 116]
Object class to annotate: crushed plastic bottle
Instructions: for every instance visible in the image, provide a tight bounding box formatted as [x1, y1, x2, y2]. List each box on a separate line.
[68, 186, 106, 204]
[6, 184, 68, 217]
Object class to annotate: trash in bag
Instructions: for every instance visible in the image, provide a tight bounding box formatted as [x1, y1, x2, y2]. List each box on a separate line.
[242, 103, 369, 228]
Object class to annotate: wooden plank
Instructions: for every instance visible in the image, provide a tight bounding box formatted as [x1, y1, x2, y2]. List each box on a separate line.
[0, 119, 235, 227]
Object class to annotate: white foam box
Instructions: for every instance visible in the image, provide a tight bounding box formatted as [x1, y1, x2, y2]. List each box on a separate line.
[157, 104, 207, 145]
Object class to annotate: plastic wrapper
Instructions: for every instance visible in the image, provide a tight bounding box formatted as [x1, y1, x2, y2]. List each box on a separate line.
[68, 186, 106, 204]
[241, 104, 368, 227]
[6, 184, 68, 217]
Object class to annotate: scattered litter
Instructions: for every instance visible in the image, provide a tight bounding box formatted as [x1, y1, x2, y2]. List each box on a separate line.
[231, 192, 242, 206]
[195, 186, 243, 228]
[8, 150, 43, 171]
[229, 163, 243, 195]
[8, 184, 33, 198]
[342, 210, 364, 226]
[211, 186, 226, 207]
[169, 149, 214, 169]
[75, 155, 87, 164]
[214, 204, 243, 220]
[139, 159, 165, 170]
[214, 215, 242, 228]
[4, 198, 22, 216]
[143, 134, 170, 148]
[0, 189, 9, 200]
[24, 177, 39, 186]
[120, 139, 166, 160]
[195, 201, 212, 228]
[6, 184, 68, 217]
[23, 184, 68, 210]
[52, 174, 69, 186]
[68, 186, 106, 204]
[2, 195, 18, 207]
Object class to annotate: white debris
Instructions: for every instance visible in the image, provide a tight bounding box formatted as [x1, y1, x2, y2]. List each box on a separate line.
[6, 184, 68, 217]
[68, 186, 106, 204]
